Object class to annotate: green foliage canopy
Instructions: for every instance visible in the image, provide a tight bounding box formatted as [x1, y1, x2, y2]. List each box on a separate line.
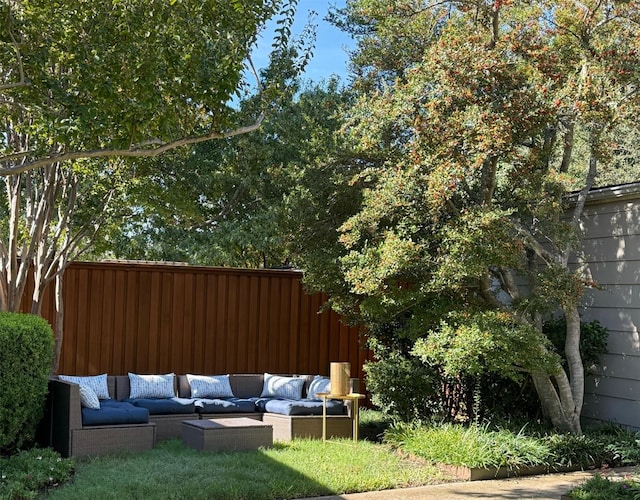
[413, 310, 560, 382]
[0, 0, 287, 175]
[104, 63, 358, 270]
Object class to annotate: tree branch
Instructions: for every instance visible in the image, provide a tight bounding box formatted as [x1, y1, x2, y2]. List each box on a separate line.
[0, 1, 29, 91]
[0, 114, 266, 176]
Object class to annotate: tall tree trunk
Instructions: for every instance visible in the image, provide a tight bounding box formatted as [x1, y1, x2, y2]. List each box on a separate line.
[531, 369, 582, 434]
[51, 269, 64, 375]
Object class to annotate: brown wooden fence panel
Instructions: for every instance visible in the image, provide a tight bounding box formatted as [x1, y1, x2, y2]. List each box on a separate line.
[31, 261, 366, 381]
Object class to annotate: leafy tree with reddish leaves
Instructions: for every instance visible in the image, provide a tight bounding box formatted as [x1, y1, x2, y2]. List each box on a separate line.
[323, 0, 640, 433]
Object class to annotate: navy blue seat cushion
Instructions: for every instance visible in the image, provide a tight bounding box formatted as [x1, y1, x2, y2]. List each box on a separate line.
[262, 398, 345, 416]
[124, 397, 196, 415]
[195, 397, 257, 414]
[81, 400, 149, 426]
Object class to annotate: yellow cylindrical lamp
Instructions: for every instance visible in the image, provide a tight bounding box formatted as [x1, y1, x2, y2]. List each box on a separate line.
[330, 362, 351, 396]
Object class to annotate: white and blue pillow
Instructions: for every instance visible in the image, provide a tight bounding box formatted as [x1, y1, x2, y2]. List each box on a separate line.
[307, 376, 331, 400]
[59, 374, 110, 400]
[128, 372, 175, 399]
[78, 385, 101, 409]
[260, 373, 304, 400]
[186, 374, 234, 398]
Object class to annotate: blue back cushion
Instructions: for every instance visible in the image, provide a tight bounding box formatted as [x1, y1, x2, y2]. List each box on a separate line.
[262, 399, 345, 416]
[124, 397, 196, 415]
[81, 400, 149, 426]
[195, 398, 257, 414]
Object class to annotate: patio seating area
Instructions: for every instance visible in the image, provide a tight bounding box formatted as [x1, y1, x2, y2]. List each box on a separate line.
[41, 372, 360, 457]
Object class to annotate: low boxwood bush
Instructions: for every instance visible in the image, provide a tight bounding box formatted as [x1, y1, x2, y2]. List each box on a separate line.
[0, 313, 54, 454]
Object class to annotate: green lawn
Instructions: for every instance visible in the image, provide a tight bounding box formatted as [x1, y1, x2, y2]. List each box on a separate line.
[24, 418, 640, 500]
[41, 438, 450, 500]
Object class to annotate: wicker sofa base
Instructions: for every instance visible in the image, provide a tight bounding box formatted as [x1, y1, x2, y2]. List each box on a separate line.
[261, 413, 353, 441]
[70, 423, 156, 458]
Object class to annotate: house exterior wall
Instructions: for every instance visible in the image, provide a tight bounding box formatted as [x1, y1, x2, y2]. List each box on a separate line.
[573, 183, 640, 429]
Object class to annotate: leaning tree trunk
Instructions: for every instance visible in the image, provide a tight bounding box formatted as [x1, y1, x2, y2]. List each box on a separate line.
[51, 269, 65, 375]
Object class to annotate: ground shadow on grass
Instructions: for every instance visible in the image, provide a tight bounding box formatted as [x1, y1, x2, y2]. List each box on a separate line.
[41, 439, 333, 500]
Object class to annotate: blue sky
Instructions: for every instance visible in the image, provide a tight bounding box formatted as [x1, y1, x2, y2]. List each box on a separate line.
[252, 0, 355, 84]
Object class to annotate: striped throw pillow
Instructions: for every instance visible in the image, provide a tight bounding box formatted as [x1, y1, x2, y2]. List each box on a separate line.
[186, 374, 234, 398]
[128, 373, 175, 399]
[59, 374, 110, 400]
[307, 376, 331, 400]
[260, 373, 304, 400]
[79, 385, 101, 409]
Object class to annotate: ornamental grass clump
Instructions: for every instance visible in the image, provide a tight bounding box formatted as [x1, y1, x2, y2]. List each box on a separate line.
[384, 422, 550, 470]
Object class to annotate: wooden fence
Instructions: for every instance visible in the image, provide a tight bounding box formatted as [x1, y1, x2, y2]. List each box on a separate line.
[29, 261, 367, 379]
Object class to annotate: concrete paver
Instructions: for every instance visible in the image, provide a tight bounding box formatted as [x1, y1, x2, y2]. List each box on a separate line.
[303, 466, 637, 500]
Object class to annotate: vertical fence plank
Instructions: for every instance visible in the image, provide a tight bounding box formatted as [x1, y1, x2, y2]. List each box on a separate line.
[159, 271, 173, 372]
[181, 272, 195, 374]
[289, 281, 301, 373]
[87, 267, 104, 374]
[136, 271, 151, 373]
[170, 273, 185, 373]
[204, 274, 217, 374]
[215, 274, 228, 372]
[267, 277, 281, 371]
[226, 275, 239, 373]
[236, 275, 249, 373]
[111, 269, 127, 375]
[123, 270, 139, 372]
[257, 276, 270, 371]
[246, 276, 260, 372]
[147, 271, 162, 371]
[192, 273, 207, 374]
[278, 278, 291, 374]
[75, 268, 90, 374]
[100, 269, 115, 374]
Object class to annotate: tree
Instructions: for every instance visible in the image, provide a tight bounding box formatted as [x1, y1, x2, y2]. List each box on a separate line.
[103, 56, 358, 272]
[324, 0, 640, 433]
[0, 159, 126, 372]
[0, 0, 300, 372]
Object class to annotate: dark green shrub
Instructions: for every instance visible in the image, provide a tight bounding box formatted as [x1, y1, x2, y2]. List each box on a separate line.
[0, 313, 54, 455]
[364, 339, 438, 422]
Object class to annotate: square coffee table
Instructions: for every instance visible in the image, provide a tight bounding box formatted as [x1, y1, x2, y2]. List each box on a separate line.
[182, 417, 273, 451]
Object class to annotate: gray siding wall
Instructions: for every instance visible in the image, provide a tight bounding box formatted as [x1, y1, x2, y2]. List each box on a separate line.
[573, 184, 640, 429]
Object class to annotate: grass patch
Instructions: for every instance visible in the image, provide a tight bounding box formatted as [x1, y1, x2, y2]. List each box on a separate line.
[0, 448, 73, 500]
[358, 408, 393, 442]
[41, 439, 449, 500]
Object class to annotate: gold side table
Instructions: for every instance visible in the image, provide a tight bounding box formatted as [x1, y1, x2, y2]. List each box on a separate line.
[316, 392, 366, 444]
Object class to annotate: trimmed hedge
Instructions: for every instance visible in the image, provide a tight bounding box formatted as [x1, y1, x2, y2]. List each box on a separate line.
[0, 313, 54, 455]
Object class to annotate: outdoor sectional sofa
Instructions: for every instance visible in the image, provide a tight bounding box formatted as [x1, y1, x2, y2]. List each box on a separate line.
[43, 372, 359, 457]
